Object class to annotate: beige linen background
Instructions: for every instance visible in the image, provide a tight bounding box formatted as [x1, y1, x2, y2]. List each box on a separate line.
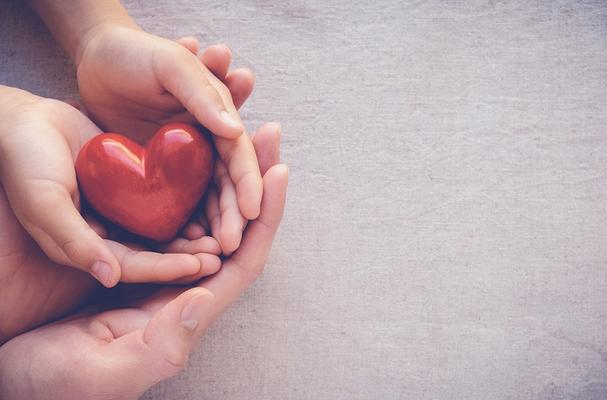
[1, 1, 606, 399]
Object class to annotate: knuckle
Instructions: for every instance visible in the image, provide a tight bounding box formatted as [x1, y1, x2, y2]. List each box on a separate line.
[61, 238, 89, 264]
[160, 351, 189, 374]
[23, 180, 76, 214]
[235, 169, 255, 189]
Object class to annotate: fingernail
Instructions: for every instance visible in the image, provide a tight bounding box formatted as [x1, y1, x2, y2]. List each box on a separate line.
[91, 261, 113, 287]
[180, 291, 213, 332]
[181, 319, 199, 332]
[220, 111, 244, 132]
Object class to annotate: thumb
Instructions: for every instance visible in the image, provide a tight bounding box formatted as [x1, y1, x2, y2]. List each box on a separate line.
[156, 43, 245, 139]
[93, 288, 216, 398]
[142, 287, 217, 372]
[13, 181, 121, 287]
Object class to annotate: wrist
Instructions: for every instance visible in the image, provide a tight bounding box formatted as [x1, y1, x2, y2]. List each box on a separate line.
[0, 86, 39, 118]
[75, 18, 141, 67]
[27, 0, 140, 65]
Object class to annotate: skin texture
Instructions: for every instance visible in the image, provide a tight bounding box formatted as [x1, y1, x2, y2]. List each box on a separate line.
[76, 26, 257, 254]
[0, 95, 219, 344]
[0, 87, 221, 289]
[0, 183, 95, 345]
[0, 122, 287, 400]
[27, 0, 260, 254]
[0, 45, 253, 344]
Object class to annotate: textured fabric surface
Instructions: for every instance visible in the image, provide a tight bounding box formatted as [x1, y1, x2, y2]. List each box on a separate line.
[1, 1, 607, 399]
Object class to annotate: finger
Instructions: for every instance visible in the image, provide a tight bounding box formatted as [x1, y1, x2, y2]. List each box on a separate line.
[158, 45, 262, 218]
[181, 221, 206, 240]
[160, 236, 222, 256]
[156, 45, 245, 139]
[214, 133, 263, 220]
[97, 289, 216, 397]
[106, 241, 220, 283]
[13, 181, 120, 287]
[199, 43, 232, 80]
[142, 287, 217, 371]
[204, 185, 222, 247]
[201, 164, 288, 313]
[204, 122, 280, 255]
[252, 122, 282, 175]
[94, 308, 151, 339]
[198, 45, 254, 109]
[93, 167, 286, 390]
[83, 214, 109, 238]
[161, 43, 252, 115]
[225, 68, 255, 109]
[176, 36, 200, 55]
[166, 252, 221, 285]
[214, 159, 246, 254]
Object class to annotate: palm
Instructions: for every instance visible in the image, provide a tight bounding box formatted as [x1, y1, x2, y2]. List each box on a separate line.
[0, 123, 287, 400]
[0, 44, 254, 345]
[0, 299, 170, 399]
[0, 185, 95, 344]
[78, 28, 215, 142]
[78, 33, 258, 252]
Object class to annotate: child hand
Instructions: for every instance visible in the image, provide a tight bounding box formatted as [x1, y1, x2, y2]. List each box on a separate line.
[0, 86, 221, 288]
[76, 23, 263, 223]
[79, 38, 257, 255]
[27, 0, 256, 254]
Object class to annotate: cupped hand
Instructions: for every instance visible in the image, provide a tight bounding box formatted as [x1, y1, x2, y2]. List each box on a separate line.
[0, 123, 287, 400]
[0, 86, 222, 288]
[77, 23, 263, 237]
[77, 39, 254, 254]
[0, 47, 257, 343]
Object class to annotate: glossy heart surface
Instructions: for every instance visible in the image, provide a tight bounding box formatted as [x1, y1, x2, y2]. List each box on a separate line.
[76, 123, 214, 242]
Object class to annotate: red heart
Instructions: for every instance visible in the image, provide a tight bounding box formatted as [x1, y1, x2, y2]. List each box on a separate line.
[76, 123, 214, 242]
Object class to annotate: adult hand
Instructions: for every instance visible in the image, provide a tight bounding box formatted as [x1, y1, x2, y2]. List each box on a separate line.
[0, 123, 287, 400]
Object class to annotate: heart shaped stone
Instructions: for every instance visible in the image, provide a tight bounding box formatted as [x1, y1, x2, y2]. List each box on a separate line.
[76, 123, 214, 242]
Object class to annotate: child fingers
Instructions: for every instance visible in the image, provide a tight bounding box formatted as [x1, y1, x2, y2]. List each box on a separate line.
[198, 45, 254, 109]
[201, 164, 289, 310]
[160, 236, 221, 256]
[181, 221, 207, 240]
[204, 185, 222, 248]
[225, 68, 255, 110]
[214, 160, 246, 254]
[157, 45, 244, 139]
[107, 241, 220, 283]
[213, 133, 263, 220]
[16, 182, 120, 287]
[199, 43, 232, 80]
